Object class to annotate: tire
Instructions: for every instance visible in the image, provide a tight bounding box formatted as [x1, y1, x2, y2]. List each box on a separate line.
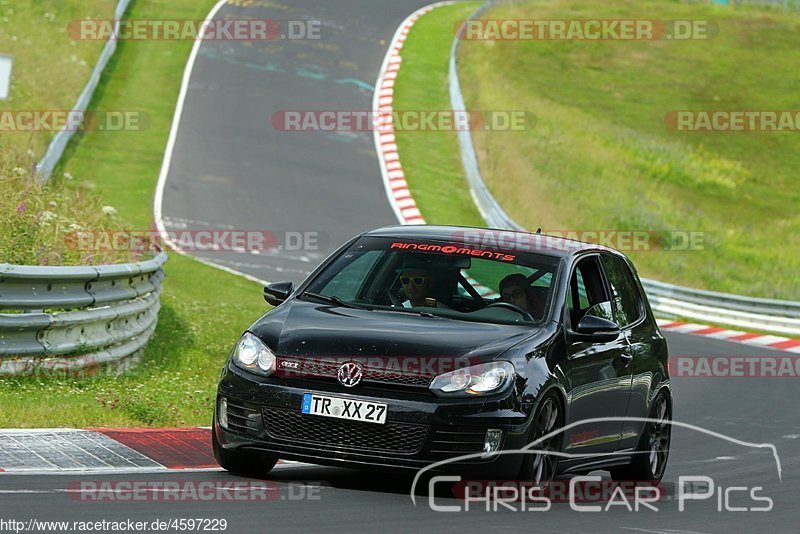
[518, 394, 564, 486]
[610, 391, 671, 483]
[212, 418, 278, 477]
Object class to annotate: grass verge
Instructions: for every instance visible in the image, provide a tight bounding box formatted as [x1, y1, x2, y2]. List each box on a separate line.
[394, 0, 799, 301]
[393, 2, 484, 227]
[0, 0, 116, 156]
[0, 0, 269, 428]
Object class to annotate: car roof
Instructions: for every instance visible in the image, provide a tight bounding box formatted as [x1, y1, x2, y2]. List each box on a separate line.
[362, 224, 619, 259]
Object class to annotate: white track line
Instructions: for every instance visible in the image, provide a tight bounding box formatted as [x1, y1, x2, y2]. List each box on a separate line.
[0, 464, 315, 476]
[152, 0, 269, 287]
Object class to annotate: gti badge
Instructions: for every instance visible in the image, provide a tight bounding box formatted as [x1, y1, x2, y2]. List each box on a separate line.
[337, 361, 364, 388]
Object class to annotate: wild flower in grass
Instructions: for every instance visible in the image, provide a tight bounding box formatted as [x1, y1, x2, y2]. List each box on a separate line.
[2, 144, 138, 265]
[39, 210, 57, 224]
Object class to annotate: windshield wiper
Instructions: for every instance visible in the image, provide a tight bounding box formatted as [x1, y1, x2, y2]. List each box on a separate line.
[378, 307, 437, 319]
[300, 292, 367, 310]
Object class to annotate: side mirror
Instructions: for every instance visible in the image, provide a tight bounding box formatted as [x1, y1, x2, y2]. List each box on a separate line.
[574, 315, 621, 343]
[264, 281, 294, 306]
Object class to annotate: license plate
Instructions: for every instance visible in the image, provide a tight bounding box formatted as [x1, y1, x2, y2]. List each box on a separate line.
[301, 393, 387, 425]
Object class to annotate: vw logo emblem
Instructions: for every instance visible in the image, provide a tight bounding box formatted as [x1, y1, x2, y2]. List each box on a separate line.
[337, 361, 363, 388]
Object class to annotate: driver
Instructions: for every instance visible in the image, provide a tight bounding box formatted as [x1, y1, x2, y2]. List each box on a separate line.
[499, 273, 544, 318]
[399, 268, 438, 308]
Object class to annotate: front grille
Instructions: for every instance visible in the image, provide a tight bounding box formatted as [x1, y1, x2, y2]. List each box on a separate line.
[226, 399, 260, 435]
[430, 425, 487, 455]
[276, 357, 433, 388]
[365, 368, 431, 387]
[263, 407, 428, 454]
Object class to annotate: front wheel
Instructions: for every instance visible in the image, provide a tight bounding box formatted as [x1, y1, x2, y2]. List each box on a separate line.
[518, 394, 563, 486]
[610, 391, 671, 483]
[212, 421, 278, 477]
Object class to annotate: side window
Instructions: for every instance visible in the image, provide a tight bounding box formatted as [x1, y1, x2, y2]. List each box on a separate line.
[567, 268, 590, 310]
[600, 254, 644, 328]
[567, 257, 607, 328]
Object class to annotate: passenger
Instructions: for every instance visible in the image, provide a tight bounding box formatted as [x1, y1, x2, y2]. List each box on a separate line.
[499, 273, 543, 318]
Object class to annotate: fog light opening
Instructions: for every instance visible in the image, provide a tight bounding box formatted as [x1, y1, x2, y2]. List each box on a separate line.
[482, 429, 503, 458]
[218, 397, 228, 430]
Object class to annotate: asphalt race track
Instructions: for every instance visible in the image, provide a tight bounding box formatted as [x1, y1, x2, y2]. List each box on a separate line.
[9, 1, 792, 532]
[159, 0, 434, 283]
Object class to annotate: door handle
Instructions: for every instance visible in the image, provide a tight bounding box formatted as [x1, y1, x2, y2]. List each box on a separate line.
[619, 352, 633, 366]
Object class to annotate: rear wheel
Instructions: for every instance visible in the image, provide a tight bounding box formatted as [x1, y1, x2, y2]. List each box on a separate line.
[212, 418, 278, 477]
[610, 391, 671, 483]
[518, 394, 563, 486]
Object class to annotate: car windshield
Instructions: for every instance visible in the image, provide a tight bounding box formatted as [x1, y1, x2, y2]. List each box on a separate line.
[301, 236, 561, 325]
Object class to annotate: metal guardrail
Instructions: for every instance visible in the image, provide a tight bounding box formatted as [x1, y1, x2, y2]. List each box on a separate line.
[0, 252, 167, 376]
[35, 0, 132, 180]
[449, 2, 522, 233]
[449, 2, 800, 336]
[641, 279, 800, 336]
[12, 0, 167, 374]
[723, 0, 800, 8]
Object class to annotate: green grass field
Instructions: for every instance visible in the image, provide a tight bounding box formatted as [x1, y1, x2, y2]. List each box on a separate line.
[0, 0, 269, 428]
[459, 0, 800, 300]
[0, 0, 116, 156]
[394, 0, 799, 301]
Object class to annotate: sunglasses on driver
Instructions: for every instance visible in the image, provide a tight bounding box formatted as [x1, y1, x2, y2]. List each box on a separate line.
[400, 276, 430, 287]
[501, 288, 525, 300]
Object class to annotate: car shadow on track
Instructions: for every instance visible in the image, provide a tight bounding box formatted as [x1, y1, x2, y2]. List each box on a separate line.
[227, 464, 460, 499]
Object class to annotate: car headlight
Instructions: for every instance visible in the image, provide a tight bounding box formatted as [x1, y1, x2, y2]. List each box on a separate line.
[429, 361, 515, 397]
[231, 332, 276, 376]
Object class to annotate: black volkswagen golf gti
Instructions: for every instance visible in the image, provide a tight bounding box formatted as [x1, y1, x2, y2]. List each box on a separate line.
[214, 225, 671, 484]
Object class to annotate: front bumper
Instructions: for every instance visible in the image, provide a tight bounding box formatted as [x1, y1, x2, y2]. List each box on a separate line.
[215, 363, 533, 478]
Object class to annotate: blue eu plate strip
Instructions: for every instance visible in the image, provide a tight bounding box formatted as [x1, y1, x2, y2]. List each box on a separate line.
[301, 393, 312, 413]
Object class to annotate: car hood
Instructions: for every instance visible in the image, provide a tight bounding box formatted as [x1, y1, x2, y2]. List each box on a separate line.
[250, 300, 537, 363]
